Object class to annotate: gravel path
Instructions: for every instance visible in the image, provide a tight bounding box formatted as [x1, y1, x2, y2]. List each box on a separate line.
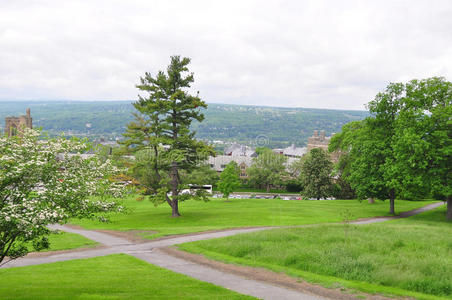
[2, 202, 444, 300]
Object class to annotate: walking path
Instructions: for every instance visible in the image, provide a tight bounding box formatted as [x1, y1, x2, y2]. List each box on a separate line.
[2, 202, 444, 300]
[350, 202, 442, 224]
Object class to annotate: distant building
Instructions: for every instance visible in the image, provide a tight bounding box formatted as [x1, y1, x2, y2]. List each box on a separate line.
[5, 108, 33, 137]
[273, 144, 307, 158]
[224, 144, 256, 157]
[208, 155, 253, 179]
[208, 154, 300, 180]
[307, 130, 339, 162]
[307, 130, 330, 152]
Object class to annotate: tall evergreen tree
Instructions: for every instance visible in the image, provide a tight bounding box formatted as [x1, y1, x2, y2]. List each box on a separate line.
[121, 56, 214, 217]
[300, 148, 333, 200]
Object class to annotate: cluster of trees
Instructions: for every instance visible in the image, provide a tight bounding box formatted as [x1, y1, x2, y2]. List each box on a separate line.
[212, 78, 451, 217]
[247, 149, 288, 192]
[243, 147, 339, 200]
[330, 77, 451, 219]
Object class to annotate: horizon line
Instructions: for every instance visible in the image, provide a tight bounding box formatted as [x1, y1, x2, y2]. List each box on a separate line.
[0, 99, 368, 112]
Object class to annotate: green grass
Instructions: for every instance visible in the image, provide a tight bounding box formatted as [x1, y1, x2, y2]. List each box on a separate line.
[179, 205, 451, 299]
[25, 231, 98, 253]
[71, 196, 436, 239]
[45, 231, 99, 251]
[0, 254, 254, 299]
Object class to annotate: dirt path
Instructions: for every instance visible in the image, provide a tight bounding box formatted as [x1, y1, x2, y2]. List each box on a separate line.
[2, 202, 444, 300]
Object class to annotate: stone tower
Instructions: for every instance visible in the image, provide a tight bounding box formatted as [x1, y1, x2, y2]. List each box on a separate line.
[307, 130, 339, 162]
[5, 108, 33, 137]
[307, 130, 330, 152]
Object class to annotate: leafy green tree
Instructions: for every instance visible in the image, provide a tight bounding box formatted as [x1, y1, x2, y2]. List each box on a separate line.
[300, 148, 333, 200]
[121, 56, 214, 217]
[181, 164, 219, 187]
[329, 121, 366, 200]
[389, 78, 452, 219]
[331, 77, 451, 218]
[330, 82, 403, 214]
[217, 162, 241, 200]
[248, 151, 287, 192]
[366, 82, 404, 213]
[255, 147, 271, 156]
[284, 179, 303, 193]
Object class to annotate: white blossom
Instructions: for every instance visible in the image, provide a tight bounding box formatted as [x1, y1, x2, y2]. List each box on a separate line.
[0, 129, 125, 264]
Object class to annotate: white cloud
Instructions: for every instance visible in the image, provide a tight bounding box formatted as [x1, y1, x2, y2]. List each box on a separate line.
[1, 0, 451, 109]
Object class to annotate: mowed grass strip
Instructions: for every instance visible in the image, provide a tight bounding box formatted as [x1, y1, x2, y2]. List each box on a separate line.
[44, 231, 98, 251]
[0, 254, 255, 300]
[179, 205, 452, 299]
[71, 196, 436, 239]
[24, 231, 98, 253]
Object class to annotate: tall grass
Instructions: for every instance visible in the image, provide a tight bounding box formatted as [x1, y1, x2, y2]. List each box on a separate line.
[180, 205, 452, 298]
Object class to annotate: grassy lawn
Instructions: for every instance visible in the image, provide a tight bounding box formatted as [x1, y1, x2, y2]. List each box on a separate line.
[70, 196, 436, 239]
[179, 205, 451, 300]
[24, 231, 98, 253]
[0, 254, 254, 300]
[45, 231, 98, 251]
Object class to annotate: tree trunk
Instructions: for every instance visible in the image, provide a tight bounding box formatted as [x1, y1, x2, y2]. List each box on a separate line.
[389, 189, 395, 215]
[447, 196, 452, 221]
[171, 199, 180, 217]
[368, 198, 375, 204]
[170, 162, 181, 217]
[389, 198, 395, 215]
[266, 184, 270, 192]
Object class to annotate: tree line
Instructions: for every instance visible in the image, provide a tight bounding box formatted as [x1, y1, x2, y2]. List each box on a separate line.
[114, 57, 450, 219]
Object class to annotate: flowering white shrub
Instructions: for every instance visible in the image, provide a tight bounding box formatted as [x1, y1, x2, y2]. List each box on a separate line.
[0, 129, 125, 265]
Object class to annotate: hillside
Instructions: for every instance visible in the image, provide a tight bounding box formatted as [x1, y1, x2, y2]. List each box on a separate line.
[0, 101, 368, 148]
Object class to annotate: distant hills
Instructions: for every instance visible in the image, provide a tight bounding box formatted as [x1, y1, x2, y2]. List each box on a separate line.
[0, 101, 368, 148]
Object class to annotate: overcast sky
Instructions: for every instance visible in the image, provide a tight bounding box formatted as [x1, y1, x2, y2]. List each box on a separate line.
[1, 0, 451, 110]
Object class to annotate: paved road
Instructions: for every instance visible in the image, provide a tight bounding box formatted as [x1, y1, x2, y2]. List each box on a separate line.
[2, 202, 444, 300]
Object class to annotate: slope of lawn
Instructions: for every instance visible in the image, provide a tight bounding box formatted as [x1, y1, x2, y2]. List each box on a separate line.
[45, 231, 98, 251]
[24, 231, 98, 253]
[71, 195, 436, 239]
[179, 204, 451, 300]
[0, 254, 254, 300]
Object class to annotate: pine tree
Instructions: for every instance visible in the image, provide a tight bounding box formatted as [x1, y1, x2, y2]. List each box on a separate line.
[121, 56, 214, 217]
[301, 148, 333, 200]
